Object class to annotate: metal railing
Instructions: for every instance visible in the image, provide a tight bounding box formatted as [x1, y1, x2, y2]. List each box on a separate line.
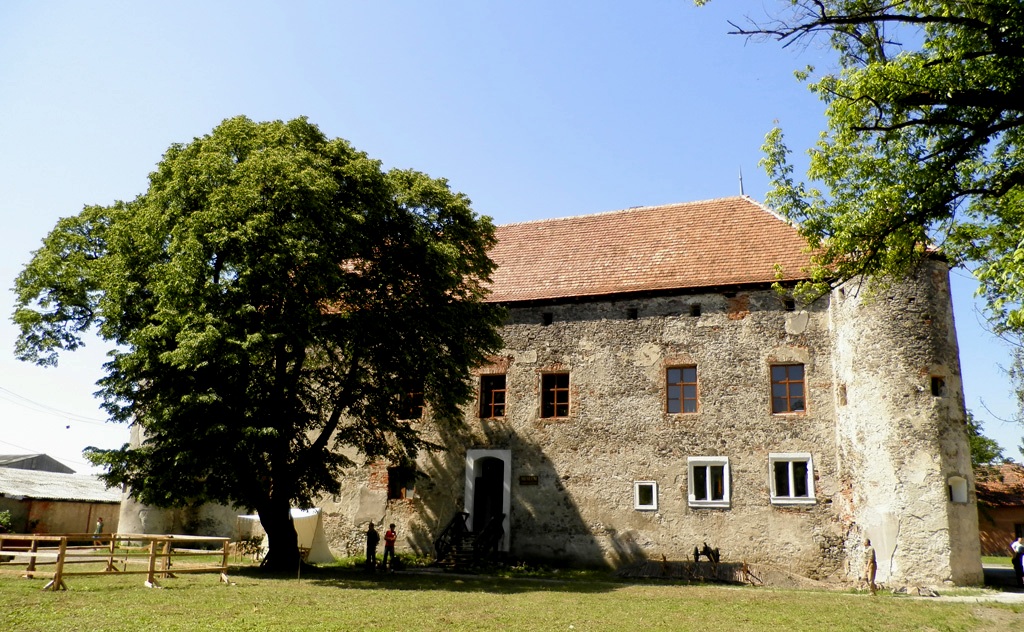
[433, 512, 469, 563]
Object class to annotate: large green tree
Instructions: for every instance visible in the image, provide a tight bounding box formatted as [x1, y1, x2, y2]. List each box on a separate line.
[13, 116, 504, 570]
[697, 0, 1024, 447]
[698, 1, 1024, 327]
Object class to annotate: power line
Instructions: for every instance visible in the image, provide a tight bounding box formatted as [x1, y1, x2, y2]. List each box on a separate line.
[0, 385, 108, 425]
[0, 438, 95, 471]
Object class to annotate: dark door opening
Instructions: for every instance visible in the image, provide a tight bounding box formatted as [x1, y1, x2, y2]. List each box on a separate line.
[472, 457, 504, 533]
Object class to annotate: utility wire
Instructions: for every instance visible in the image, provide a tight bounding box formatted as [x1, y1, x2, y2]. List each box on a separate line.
[0, 437, 96, 471]
[0, 385, 108, 425]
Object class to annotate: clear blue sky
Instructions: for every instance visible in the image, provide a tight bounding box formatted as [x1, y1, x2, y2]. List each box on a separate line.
[0, 1, 1019, 473]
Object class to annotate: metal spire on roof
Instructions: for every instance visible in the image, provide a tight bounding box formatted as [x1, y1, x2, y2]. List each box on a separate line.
[739, 167, 745, 196]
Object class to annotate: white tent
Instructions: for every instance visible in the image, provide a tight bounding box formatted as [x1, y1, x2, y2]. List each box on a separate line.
[237, 508, 335, 564]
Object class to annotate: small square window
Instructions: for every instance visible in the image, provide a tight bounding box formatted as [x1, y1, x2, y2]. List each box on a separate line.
[479, 374, 507, 418]
[783, 298, 796, 311]
[931, 376, 946, 397]
[542, 312, 554, 326]
[689, 304, 702, 317]
[769, 453, 815, 505]
[387, 465, 417, 500]
[688, 457, 730, 508]
[627, 308, 639, 320]
[667, 366, 698, 414]
[771, 364, 806, 413]
[634, 481, 658, 511]
[541, 373, 570, 418]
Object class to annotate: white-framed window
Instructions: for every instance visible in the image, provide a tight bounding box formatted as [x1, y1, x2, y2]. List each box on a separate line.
[687, 457, 730, 508]
[769, 453, 815, 505]
[634, 481, 658, 511]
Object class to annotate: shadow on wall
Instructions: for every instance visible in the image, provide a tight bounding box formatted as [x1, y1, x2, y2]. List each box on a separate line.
[401, 415, 647, 569]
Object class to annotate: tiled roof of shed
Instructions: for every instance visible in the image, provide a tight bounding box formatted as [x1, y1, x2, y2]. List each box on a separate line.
[486, 196, 813, 303]
[0, 467, 121, 503]
[975, 463, 1024, 508]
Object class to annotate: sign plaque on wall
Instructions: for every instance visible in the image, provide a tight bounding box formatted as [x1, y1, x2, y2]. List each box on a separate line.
[518, 475, 539, 486]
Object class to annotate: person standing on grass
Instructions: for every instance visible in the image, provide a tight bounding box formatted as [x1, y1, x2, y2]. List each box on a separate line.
[365, 522, 380, 571]
[863, 538, 877, 595]
[1011, 536, 1024, 587]
[382, 523, 397, 571]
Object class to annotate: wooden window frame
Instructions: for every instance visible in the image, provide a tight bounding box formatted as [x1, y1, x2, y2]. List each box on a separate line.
[479, 374, 507, 419]
[399, 390, 424, 420]
[770, 363, 806, 414]
[387, 465, 417, 500]
[666, 366, 698, 414]
[540, 372, 570, 418]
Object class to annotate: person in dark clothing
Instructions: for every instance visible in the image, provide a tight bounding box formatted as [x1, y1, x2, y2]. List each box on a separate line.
[365, 522, 380, 571]
[1011, 536, 1024, 587]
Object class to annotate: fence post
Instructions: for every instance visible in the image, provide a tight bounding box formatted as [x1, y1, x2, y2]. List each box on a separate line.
[42, 537, 68, 591]
[159, 539, 176, 578]
[25, 539, 39, 577]
[220, 540, 230, 583]
[105, 535, 117, 572]
[145, 538, 159, 588]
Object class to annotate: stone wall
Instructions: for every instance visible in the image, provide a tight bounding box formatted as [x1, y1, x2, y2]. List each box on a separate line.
[830, 261, 982, 586]
[322, 263, 981, 587]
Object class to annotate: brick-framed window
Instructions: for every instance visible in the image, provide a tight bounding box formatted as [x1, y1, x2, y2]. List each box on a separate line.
[398, 390, 424, 420]
[769, 453, 815, 505]
[479, 374, 507, 418]
[688, 457, 730, 508]
[387, 465, 417, 500]
[540, 372, 570, 418]
[771, 364, 806, 413]
[634, 481, 658, 511]
[667, 366, 698, 413]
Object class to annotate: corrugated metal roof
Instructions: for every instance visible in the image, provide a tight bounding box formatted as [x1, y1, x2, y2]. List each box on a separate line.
[0, 467, 121, 503]
[0, 453, 76, 474]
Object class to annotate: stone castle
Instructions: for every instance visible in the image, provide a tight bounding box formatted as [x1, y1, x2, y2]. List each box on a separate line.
[118, 195, 982, 586]
[321, 196, 982, 587]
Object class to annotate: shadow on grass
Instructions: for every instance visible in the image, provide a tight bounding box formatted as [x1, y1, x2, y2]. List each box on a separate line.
[228, 563, 624, 595]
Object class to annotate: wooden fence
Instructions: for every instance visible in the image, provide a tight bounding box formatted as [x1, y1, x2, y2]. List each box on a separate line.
[0, 533, 230, 590]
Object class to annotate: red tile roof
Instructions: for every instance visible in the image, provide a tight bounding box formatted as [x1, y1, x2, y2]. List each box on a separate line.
[486, 197, 814, 303]
[975, 463, 1024, 508]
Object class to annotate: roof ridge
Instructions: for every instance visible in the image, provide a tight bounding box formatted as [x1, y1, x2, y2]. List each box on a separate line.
[497, 195, 758, 228]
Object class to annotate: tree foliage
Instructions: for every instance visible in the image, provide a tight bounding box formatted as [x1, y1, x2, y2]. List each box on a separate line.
[699, 1, 1024, 333]
[965, 410, 1006, 467]
[13, 116, 505, 569]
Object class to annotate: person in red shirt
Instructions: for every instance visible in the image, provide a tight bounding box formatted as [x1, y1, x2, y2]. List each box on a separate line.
[382, 523, 397, 571]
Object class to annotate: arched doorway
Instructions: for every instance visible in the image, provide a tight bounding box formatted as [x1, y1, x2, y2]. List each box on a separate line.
[464, 449, 511, 551]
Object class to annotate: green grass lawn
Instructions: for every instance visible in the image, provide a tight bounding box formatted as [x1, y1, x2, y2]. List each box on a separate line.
[1, 563, 1021, 632]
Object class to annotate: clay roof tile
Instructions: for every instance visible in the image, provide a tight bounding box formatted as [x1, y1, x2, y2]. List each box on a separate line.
[486, 196, 813, 303]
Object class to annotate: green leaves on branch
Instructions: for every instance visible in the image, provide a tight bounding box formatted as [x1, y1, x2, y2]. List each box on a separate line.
[14, 117, 504, 542]
[735, 1, 1024, 332]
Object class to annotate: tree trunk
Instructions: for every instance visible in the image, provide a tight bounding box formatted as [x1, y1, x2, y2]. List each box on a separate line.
[257, 495, 300, 572]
